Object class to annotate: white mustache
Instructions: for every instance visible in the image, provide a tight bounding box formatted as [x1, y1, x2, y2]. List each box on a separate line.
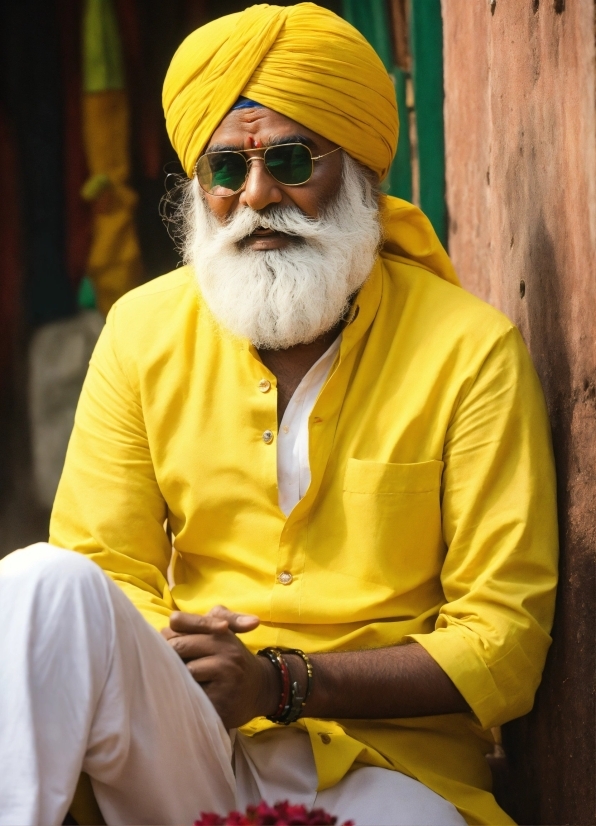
[184, 151, 382, 349]
[216, 205, 328, 247]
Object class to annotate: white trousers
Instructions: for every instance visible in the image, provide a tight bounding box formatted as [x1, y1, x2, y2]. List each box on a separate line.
[0, 544, 466, 826]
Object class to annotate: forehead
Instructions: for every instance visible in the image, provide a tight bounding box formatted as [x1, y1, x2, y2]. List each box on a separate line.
[206, 106, 332, 151]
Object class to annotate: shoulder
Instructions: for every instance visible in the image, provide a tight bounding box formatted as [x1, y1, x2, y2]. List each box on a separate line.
[375, 257, 536, 400]
[104, 266, 204, 378]
[108, 266, 199, 337]
[112, 267, 195, 312]
[380, 256, 517, 354]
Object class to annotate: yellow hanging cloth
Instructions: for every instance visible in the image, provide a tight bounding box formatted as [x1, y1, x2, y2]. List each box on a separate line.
[162, 2, 459, 286]
[81, 0, 143, 316]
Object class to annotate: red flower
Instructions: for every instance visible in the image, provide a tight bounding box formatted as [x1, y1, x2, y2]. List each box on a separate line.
[194, 800, 355, 826]
[194, 814, 225, 825]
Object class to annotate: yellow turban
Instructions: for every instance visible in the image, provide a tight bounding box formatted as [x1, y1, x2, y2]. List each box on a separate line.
[163, 3, 396, 181]
[162, 2, 459, 286]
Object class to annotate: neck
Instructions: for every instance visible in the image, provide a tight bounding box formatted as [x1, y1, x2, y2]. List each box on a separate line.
[257, 320, 344, 422]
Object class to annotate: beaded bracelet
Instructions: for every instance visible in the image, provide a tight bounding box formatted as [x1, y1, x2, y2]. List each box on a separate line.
[258, 647, 291, 722]
[257, 646, 314, 725]
[279, 648, 314, 724]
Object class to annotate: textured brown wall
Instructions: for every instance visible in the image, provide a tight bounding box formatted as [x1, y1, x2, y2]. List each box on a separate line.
[441, 1, 596, 824]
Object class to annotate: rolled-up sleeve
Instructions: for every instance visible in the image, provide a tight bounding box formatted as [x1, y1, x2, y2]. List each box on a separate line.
[410, 325, 558, 729]
[49, 307, 175, 632]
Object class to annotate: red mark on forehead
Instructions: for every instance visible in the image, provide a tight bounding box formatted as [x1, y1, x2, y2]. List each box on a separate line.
[250, 137, 264, 148]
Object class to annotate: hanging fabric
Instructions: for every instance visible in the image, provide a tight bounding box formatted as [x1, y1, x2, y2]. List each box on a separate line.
[81, 0, 144, 315]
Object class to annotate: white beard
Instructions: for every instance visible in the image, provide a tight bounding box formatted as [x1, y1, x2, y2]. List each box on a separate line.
[182, 152, 382, 350]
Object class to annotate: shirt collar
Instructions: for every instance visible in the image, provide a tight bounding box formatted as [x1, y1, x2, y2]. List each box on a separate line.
[339, 256, 383, 362]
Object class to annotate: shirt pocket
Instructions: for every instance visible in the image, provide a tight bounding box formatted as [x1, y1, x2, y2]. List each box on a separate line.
[339, 458, 445, 590]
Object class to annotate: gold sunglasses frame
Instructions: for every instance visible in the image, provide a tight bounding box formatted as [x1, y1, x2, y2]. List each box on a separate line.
[194, 143, 341, 197]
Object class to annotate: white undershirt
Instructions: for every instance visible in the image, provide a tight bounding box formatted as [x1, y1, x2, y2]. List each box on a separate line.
[277, 335, 341, 516]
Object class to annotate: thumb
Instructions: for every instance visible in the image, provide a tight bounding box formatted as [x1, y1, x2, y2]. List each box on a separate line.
[207, 605, 260, 633]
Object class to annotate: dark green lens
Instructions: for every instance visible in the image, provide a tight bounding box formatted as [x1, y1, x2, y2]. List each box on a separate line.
[196, 152, 247, 195]
[265, 144, 313, 185]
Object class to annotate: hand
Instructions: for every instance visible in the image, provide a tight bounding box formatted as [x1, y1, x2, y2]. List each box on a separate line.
[161, 606, 279, 729]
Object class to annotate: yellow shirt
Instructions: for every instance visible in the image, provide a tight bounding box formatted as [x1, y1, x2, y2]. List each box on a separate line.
[50, 257, 558, 825]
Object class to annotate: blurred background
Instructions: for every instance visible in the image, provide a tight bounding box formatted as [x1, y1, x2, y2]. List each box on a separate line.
[0, 1, 594, 824]
[0, 0, 446, 555]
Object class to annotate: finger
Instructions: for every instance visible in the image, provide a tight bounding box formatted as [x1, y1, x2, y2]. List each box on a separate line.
[207, 605, 260, 633]
[169, 611, 228, 634]
[186, 655, 222, 683]
[167, 633, 220, 661]
[161, 627, 175, 641]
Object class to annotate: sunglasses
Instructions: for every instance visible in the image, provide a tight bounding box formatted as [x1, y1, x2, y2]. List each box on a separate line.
[195, 142, 341, 197]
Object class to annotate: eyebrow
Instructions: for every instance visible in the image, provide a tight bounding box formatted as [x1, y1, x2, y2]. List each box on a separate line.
[205, 134, 316, 153]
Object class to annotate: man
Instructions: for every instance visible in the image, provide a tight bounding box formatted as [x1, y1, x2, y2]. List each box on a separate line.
[0, 5, 558, 825]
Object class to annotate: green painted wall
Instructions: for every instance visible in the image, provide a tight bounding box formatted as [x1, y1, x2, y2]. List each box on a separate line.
[409, 0, 446, 244]
[342, 0, 446, 245]
[342, 0, 412, 202]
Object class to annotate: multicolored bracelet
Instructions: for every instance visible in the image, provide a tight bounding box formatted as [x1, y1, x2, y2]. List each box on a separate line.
[258, 647, 291, 721]
[257, 646, 314, 725]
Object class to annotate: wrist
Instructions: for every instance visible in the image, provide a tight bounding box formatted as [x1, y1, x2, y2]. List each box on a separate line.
[256, 652, 281, 718]
[284, 653, 308, 701]
[299, 653, 330, 718]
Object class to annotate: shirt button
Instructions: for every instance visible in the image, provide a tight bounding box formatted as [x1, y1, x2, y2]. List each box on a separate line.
[282, 425, 289, 434]
[277, 571, 293, 585]
[319, 733, 331, 744]
[259, 379, 271, 393]
[262, 430, 274, 444]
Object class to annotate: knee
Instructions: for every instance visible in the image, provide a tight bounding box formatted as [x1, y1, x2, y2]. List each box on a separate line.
[0, 543, 115, 667]
[0, 543, 103, 590]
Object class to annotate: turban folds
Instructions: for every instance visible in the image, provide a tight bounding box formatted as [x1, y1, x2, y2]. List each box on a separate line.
[163, 3, 397, 181]
[163, 2, 459, 287]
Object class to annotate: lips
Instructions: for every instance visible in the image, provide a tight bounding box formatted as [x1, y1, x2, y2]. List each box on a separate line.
[251, 227, 277, 236]
[239, 227, 301, 247]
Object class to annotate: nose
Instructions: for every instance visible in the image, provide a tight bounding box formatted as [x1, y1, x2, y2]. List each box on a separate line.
[238, 157, 283, 211]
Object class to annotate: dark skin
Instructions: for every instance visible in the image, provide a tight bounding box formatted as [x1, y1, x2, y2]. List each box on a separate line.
[162, 107, 470, 729]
